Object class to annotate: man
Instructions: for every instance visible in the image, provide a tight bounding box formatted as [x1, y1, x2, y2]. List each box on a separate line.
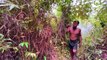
[66, 21, 82, 60]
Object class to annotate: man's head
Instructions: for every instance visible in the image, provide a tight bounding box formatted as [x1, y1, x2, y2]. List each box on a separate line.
[73, 21, 79, 30]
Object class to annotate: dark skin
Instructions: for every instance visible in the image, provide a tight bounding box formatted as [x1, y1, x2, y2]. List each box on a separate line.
[66, 21, 82, 60]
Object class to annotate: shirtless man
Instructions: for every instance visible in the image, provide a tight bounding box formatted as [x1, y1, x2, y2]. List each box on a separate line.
[66, 21, 82, 60]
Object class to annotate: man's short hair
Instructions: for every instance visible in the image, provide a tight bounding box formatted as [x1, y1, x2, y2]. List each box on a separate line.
[73, 21, 79, 25]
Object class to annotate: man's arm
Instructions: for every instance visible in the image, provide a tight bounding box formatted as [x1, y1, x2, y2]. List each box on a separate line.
[63, 25, 70, 47]
[79, 29, 82, 47]
[66, 24, 71, 32]
[66, 26, 71, 33]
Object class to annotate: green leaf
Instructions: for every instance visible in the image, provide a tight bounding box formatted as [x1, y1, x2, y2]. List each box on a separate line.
[7, 42, 12, 45]
[19, 42, 29, 48]
[19, 42, 25, 47]
[25, 42, 29, 48]
[3, 38, 12, 41]
[65, 0, 71, 4]
[25, 51, 37, 58]
[0, 10, 4, 14]
[0, 1, 19, 11]
[13, 47, 19, 52]
[44, 55, 47, 60]
[0, 34, 4, 40]
[0, 45, 11, 53]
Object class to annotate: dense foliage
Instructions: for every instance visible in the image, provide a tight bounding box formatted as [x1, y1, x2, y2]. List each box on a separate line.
[0, 0, 107, 60]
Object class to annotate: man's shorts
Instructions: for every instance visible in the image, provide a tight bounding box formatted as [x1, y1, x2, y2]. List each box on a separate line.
[68, 40, 79, 50]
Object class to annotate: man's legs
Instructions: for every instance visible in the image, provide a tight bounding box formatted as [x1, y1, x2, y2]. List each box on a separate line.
[70, 46, 78, 60]
[73, 49, 77, 60]
[69, 40, 78, 60]
[70, 49, 74, 59]
[70, 49, 77, 60]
